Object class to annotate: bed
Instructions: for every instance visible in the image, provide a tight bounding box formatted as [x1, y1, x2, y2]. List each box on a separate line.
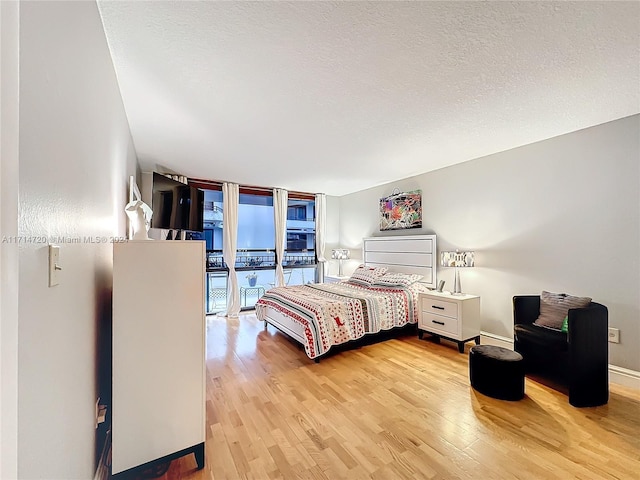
[255, 235, 437, 361]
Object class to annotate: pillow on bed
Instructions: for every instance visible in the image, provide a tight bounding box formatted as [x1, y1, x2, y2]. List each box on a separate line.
[347, 265, 388, 286]
[371, 272, 423, 287]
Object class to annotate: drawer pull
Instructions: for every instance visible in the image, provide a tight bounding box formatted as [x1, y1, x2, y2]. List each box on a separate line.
[432, 320, 445, 326]
[432, 305, 445, 310]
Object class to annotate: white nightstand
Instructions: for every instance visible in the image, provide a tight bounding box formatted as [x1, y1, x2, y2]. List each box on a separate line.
[418, 290, 481, 353]
[325, 275, 350, 284]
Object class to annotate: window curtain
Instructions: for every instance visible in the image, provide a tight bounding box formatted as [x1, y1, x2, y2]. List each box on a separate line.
[273, 188, 288, 287]
[222, 182, 241, 317]
[315, 193, 327, 281]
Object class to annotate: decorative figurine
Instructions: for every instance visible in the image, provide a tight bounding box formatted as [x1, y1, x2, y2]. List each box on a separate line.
[125, 200, 153, 240]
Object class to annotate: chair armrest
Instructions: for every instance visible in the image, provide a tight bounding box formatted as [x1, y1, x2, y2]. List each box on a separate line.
[567, 302, 608, 350]
[513, 295, 540, 326]
[567, 302, 609, 407]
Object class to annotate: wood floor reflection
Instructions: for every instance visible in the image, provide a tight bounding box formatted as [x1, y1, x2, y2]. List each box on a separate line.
[156, 312, 640, 479]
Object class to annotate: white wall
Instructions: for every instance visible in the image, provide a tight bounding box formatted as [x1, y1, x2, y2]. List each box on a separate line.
[1, 1, 20, 478]
[17, 1, 137, 478]
[338, 115, 639, 372]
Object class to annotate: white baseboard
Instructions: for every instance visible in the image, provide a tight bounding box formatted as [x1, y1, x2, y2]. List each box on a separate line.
[609, 365, 640, 389]
[480, 331, 514, 350]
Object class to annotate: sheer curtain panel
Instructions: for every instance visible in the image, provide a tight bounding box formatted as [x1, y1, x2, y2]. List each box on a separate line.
[273, 188, 288, 287]
[222, 183, 241, 317]
[315, 193, 327, 281]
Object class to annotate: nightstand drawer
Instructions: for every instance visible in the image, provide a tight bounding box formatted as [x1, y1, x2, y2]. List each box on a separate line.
[420, 313, 458, 336]
[421, 297, 458, 318]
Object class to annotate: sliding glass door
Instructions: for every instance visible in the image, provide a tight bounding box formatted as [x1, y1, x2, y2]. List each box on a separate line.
[192, 182, 317, 313]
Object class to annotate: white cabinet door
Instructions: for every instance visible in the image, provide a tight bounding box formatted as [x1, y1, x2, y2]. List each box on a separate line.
[112, 241, 205, 474]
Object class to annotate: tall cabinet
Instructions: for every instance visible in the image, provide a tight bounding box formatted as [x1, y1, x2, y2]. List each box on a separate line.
[112, 240, 206, 476]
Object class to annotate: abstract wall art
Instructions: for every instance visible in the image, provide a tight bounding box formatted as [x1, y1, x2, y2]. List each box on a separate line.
[379, 189, 422, 231]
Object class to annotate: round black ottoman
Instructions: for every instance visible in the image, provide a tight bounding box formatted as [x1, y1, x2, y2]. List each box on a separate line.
[469, 345, 524, 401]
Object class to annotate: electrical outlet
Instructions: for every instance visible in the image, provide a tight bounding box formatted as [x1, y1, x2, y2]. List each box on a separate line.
[608, 327, 620, 344]
[97, 405, 107, 426]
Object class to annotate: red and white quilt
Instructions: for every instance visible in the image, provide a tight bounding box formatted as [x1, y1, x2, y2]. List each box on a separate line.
[255, 281, 423, 359]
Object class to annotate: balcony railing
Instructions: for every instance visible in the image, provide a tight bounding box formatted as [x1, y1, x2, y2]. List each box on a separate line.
[207, 249, 316, 270]
[205, 249, 318, 313]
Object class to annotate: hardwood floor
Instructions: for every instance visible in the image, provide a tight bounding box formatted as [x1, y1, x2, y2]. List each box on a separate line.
[158, 312, 639, 479]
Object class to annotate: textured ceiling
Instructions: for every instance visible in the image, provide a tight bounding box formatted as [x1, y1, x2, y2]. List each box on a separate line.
[97, 1, 639, 196]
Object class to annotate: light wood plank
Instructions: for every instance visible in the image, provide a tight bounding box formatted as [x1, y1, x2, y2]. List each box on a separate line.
[150, 312, 640, 480]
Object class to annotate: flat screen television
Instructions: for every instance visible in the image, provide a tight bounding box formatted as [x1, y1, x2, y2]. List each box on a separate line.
[151, 172, 204, 232]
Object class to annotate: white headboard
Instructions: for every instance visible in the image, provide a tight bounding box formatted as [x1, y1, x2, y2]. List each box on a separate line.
[363, 234, 437, 288]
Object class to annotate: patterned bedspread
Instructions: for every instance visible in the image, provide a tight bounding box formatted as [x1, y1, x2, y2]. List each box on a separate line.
[255, 281, 424, 359]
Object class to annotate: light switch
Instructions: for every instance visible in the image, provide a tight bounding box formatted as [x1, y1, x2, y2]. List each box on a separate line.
[49, 245, 61, 287]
